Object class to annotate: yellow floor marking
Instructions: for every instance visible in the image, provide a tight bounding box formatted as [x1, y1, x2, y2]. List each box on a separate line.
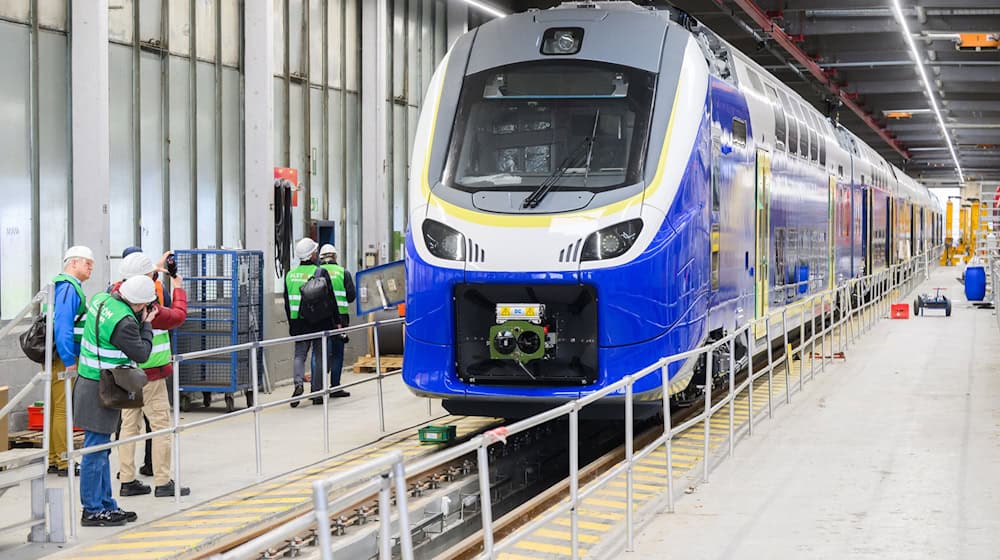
[117, 528, 229, 538]
[609, 480, 663, 493]
[70, 552, 191, 560]
[633, 472, 668, 484]
[214, 497, 305, 505]
[582, 497, 628, 509]
[577, 509, 624, 521]
[553, 517, 612, 531]
[498, 553, 541, 560]
[186, 506, 288, 514]
[85, 539, 203, 551]
[515, 540, 584, 555]
[535, 528, 600, 544]
[633, 464, 667, 474]
[152, 516, 263, 527]
[596, 487, 654, 501]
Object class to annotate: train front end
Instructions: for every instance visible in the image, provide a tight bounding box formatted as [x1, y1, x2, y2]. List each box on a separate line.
[404, 3, 713, 417]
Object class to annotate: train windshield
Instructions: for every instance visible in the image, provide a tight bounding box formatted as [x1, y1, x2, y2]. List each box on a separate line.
[446, 61, 654, 193]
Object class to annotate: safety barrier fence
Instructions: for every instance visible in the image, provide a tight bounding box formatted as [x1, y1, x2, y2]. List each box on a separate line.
[59, 315, 429, 539]
[236, 247, 939, 560]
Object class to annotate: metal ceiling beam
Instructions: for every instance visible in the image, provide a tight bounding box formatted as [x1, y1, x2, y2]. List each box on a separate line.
[720, 0, 910, 159]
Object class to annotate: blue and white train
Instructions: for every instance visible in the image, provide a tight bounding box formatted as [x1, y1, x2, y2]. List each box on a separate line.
[402, 2, 941, 418]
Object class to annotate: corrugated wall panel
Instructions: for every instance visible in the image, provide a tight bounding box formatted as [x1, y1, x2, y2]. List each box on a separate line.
[37, 30, 69, 285]
[140, 52, 165, 257]
[108, 44, 135, 257]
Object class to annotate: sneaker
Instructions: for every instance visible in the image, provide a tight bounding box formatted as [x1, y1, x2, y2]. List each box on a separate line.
[120, 480, 152, 496]
[290, 384, 304, 408]
[81, 510, 127, 527]
[311, 397, 324, 406]
[111, 508, 138, 523]
[56, 465, 80, 478]
[330, 390, 351, 398]
[139, 464, 154, 477]
[47, 464, 58, 474]
[154, 480, 191, 497]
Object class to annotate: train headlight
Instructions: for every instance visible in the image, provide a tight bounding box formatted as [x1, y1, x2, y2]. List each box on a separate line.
[422, 219, 465, 261]
[580, 219, 643, 261]
[541, 28, 583, 55]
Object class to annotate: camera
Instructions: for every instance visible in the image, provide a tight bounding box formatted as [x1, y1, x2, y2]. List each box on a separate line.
[145, 302, 157, 314]
[165, 253, 178, 278]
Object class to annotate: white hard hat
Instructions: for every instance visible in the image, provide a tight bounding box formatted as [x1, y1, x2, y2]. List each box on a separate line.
[319, 244, 336, 257]
[294, 238, 319, 260]
[120, 252, 154, 280]
[119, 275, 157, 304]
[63, 246, 94, 263]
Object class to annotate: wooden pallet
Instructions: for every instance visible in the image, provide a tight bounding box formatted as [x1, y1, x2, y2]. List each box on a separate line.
[352, 354, 403, 373]
[8, 429, 84, 449]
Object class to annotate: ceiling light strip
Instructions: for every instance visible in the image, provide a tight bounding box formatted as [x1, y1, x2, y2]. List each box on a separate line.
[461, 0, 508, 19]
[890, 0, 965, 183]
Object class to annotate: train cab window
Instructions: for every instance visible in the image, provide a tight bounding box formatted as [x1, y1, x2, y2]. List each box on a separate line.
[732, 118, 747, 147]
[445, 61, 655, 195]
[764, 84, 786, 151]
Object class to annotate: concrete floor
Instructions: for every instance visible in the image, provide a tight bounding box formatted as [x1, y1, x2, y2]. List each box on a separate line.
[0, 370, 445, 559]
[624, 266, 1000, 560]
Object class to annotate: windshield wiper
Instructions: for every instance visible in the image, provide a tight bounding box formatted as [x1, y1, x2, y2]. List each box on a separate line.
[522, 110, 601, 209]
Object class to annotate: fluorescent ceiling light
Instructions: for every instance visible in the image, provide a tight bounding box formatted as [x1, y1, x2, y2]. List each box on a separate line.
[891, 0, 965, 183]
[461, 0, 508, 19]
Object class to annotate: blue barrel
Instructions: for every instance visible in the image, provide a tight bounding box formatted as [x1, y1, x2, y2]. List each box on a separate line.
[797, 264, 809, 294]
[965, 266, 986, 301]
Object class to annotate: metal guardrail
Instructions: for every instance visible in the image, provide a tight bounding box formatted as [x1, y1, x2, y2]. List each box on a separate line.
[239, 248, 940, 560]
[60, 315, 432, 539]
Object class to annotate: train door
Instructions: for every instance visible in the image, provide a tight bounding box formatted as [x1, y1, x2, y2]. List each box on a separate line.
[754, 149, 771, 339]
[863, 188, 872, 275]
[828, 176, 835, 290]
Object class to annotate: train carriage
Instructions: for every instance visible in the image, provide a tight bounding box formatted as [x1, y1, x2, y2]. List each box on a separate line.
[402, 2, 941, 418]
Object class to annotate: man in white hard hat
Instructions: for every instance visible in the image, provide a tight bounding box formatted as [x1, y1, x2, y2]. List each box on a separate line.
[319, 244, 355, 399]
[283, 238, 340, 407]
[74, 275, 158, 527]
[47, 246, 94, 477]
[112, 251, 190, 498]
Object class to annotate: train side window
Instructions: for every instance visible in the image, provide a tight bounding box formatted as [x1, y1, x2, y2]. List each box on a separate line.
[838, 164, 844, 178]
[711, 224, 720, 290]
[764, 85, 786, 151]
[778, 90, 799, 155]
[819, 133, 827, 166]
[732, 118, 747, 147]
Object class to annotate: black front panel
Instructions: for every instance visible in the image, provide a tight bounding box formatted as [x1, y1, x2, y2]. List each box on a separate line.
[454, 283, 598, 385]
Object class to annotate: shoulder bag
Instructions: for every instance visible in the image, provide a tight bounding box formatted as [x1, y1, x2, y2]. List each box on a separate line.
[94, 300, 148, 410]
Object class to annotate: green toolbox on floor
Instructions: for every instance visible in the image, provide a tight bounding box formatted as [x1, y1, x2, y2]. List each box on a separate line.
[418, 424, 457, 443]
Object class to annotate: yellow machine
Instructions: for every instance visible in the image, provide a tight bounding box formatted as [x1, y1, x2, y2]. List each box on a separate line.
[941, 198, 955, 265]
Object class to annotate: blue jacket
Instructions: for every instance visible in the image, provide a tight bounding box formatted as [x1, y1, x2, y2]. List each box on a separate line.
[53, 281, 82, 367]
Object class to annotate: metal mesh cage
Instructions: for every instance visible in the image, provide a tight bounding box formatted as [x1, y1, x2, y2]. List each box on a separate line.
[173, 250, 264, 392]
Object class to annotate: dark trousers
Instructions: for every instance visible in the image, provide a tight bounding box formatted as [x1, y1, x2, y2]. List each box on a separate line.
[295, 338, 323, 390]
[328, 336, 345, 388]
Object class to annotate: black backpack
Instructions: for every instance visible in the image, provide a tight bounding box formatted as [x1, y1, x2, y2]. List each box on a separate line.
[19, 314, 50, 364]
[298, 267, 337, 324]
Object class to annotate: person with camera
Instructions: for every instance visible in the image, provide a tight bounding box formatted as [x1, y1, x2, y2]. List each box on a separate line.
[74, 275, 158, 527]
[111, 251, 190, 498]
[319, 244, 355, 398]
[284, 238, 342, 407]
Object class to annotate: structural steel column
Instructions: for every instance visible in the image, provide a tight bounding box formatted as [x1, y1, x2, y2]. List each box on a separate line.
[71, 0, 111, 292]
[244, 1, 275, 294]
[361, 0, 390, 267]
[447, 2, 468, 48]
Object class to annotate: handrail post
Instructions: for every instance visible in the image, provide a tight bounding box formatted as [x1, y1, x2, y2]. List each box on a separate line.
[703, 346, 713, 483]
[314, 479, 333, 560]
[782, 308, 790, 404]
[64, 351, 77, 539]
[374, 322, 385, 433]
[393, 460, 415, 560]
[41, 285, 54, 474]
[660, 362, 674, 513]
[810, 296, 817, 379]
[766, 316, 774, 419]
[378, 474, 392, 559]
[172, 357, 182, 506]
[321, 334, 330, 454]
[727, 337, 735, 457]
[798, 302, 806, 391]
[746, 329, 755, 436]
[251, 346, 263, 477]
[477, 444, 495, 559]
[625, 380, 634, 551]
[570, 405, 580, 560]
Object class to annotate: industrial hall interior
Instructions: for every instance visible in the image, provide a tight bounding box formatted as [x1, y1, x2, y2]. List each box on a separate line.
[0, 0, 998, 559]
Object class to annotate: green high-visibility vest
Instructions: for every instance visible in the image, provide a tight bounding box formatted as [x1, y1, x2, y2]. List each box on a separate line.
[77, 292, 138, 381]
[320, 264, 350, 315]
[140, 328, 172, 369]
[285, 264, 328, 320]
[50, 273, 87, 345]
